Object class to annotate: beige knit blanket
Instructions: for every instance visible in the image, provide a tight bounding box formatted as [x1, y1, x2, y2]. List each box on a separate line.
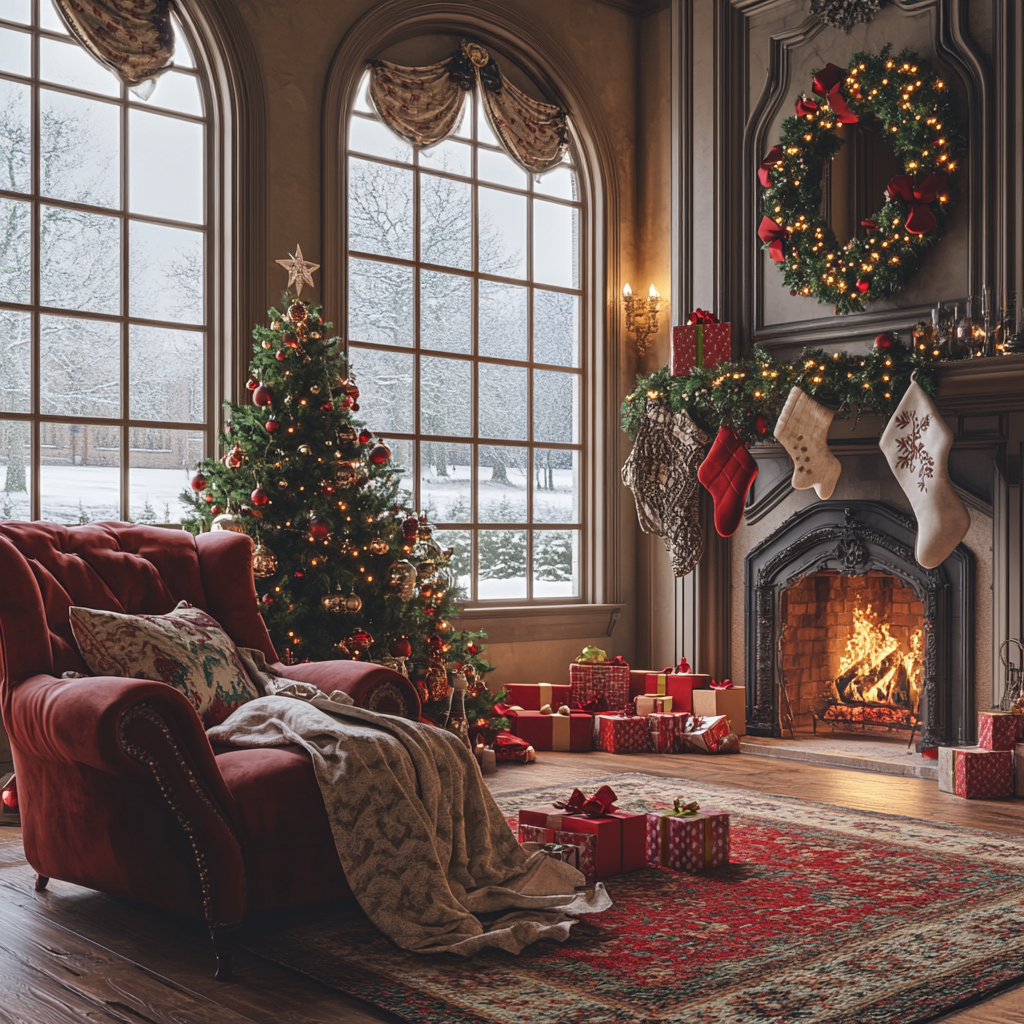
[207, 692, 610, 955]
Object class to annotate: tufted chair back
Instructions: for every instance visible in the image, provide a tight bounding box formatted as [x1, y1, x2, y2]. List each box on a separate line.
[0, 522, 277, 691]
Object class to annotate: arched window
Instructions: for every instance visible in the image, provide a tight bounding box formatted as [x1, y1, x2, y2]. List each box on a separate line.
[0, 0, 210, 524]
[345, 62, 582, 602]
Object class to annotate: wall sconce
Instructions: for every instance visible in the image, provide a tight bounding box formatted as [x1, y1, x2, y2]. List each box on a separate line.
[623, 282, 660, 356]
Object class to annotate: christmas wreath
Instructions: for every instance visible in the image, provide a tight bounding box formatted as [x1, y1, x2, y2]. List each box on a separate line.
[758, 44, 965, 314]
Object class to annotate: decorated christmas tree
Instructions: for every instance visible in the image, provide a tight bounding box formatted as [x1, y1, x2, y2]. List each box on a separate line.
[182, 248, 502, 726]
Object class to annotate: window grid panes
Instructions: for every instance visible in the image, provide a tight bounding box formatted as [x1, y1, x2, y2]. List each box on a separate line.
[0, 1, 208, 524]
[347, 76, 582, 602]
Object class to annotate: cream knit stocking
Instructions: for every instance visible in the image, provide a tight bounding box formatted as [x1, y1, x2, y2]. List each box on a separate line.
[773, 386, 841, 500]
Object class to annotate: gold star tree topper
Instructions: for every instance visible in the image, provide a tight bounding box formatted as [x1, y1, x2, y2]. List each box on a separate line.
[275, 244, 320, 296]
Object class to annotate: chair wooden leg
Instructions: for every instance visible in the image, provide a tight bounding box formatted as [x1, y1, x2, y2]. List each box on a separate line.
[210, 925, 239, 981]
[34, 874, 48, 892]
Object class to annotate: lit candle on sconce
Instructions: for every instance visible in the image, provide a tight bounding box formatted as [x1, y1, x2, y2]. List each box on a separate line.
[623, 283, 661, 355]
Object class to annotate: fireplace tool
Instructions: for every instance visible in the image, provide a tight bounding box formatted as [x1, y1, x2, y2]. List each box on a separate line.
[776, 631, 796, 738]
[998, 638, 1023, 712]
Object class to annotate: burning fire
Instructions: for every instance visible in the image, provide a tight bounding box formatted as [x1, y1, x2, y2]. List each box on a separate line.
[832, 604, 923, 710]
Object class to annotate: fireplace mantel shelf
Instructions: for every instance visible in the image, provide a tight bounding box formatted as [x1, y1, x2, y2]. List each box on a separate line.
[931, 354, 1024, 413]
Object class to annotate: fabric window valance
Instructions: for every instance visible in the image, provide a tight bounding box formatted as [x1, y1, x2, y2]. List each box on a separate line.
[367, 40, 570, 176]
[52, 0, 175, 97]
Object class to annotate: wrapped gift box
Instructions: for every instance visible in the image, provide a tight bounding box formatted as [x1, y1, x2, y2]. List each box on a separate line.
[629, 669, 653, 700]
[672, 322, 732, 376]
[636, 694, 673, 716]
[596, 713, 649, 754]
[645, 670, 712, 713]
[692, 687, 747, 737]
[518, 823, 555, 844]
[646, 809, 730, 872]
[978, 711, 1017, 752]
[570, 662, 630, 710]
[682, 714, 731, 754]
[938, 746, 1014, 798]
[520, 803, 646, 879]
[503, 682, 572, 711]
[504, 709, 593, 752]
[647, 711, 691, 753]
[554, 829, 597, 884]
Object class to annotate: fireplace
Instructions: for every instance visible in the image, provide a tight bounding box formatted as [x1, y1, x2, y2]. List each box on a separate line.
[744, 501, 974, 750]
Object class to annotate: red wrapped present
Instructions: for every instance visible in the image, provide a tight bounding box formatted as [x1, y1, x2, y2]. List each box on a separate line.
[520, 786, 646, 879]
[647, 711, 691, 753]
[492, 731, 534, 763]
[570, 660, 630, 710]
[503, 682, 572, 710]
[692, 686, 747, 737]
[596, 712, 649, 754]
[554, 829, 597, 883]
[629, 669, 653, 699]
[646, 802, 730, 872]
[682, 714, 731, 754]
[503, 708, 593, 752]
[645, 664, 712, 713]
[978, 712, 1017, 752]
[939, 746, 1014, 798]
[518, 823, 555, 844]
[672, 314, 732, 376]
[636, 694, 673, 716]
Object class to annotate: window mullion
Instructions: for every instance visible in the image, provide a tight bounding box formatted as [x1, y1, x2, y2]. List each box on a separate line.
[119, 79, 129, 522]
[412, 141, 422, 518]
[29, 9, 40, 521]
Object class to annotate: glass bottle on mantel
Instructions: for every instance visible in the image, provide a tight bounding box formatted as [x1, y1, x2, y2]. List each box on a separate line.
[981, 286, 994, 357]
[931, 302, 948, 359]
[957, 297, 977, 358]
[952, 301, 966, 358]
[1001, 291, 1018, 354]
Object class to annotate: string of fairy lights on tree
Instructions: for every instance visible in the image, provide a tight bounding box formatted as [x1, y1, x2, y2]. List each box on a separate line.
[622, 338, 936, 446]
[758, 44, 965, 315]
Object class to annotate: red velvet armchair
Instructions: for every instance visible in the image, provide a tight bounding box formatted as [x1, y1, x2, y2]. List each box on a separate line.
[0, 522, 420, 978]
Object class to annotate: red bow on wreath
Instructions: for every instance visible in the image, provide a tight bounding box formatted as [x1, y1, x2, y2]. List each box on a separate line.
[795, 96, 819, 118]
[554, 784, 618, 817]
[758, 216, 787, 262]
[812, 63, 859, 124]
[885, 173, 947, 235]
[758, 144, 784, 187]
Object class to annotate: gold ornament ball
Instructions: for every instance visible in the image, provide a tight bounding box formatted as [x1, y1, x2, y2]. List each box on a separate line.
[310, 384, 320, 395]
[389, 559, 417, 600]
[321, 591, 346, 614]
[277, 479, 289, 489]
[345, 591, 363, 613]
[261, 340, 272, 349]
[252, 544, 277, 578]
[210, 513, 247, 534]
[369, 535, 389, 555]
[437, 619, 452, 634]
[336, 462, 357, 486]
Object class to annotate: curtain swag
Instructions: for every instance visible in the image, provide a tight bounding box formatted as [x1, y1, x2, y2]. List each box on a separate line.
[53, 0, 175, 98]
[367, 40, 570, 176]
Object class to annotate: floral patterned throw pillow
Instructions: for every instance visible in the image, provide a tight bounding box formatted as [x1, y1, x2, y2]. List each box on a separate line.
[69, 601, 260, 727]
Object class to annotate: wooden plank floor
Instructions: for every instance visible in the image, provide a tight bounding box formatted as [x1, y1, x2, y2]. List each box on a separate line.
[1, 750, 1021, 1023]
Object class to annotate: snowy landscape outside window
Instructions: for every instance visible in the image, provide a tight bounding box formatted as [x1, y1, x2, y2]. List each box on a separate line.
[0, 0, 208, 525]
[346, 69, 583, 602]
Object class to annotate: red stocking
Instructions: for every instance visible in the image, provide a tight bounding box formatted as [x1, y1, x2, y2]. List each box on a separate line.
[697, 426, 758, 537]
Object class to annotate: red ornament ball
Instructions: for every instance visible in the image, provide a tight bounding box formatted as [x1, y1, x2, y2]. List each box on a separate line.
[250, 487, 269, 506]
[253, 384, 273, 407]
[309, 517, 330, 540]
[265, 419, 280, 433]
[755, 415, 768, 435]
[210, 505, 221, 516]
[402, 515, 419, 540]
[467, 642, 479, 656]
[276, 350, 287, 361]
[261, 594, 274, 605]
[294, 570, 304, 578]
[203, 493, 215, 504]
[390, 637, 413, 658]
[359, 429, 372, 444]
[856, 279, 871, 294]
[320, 401, 334, 412]
[1, 786, 16, 809]
[190, 473, 207, 492]
[368, 442, 391, 466]
[245, 379, 258, 391]
[874, 332, 894, 350]
[283, 332, 299, 348]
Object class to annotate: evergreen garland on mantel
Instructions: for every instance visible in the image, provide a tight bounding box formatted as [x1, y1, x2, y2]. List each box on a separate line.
[621, 339, 936, 447]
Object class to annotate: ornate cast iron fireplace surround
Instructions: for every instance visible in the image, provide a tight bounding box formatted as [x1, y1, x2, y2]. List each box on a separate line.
[744, 501, 974, 750]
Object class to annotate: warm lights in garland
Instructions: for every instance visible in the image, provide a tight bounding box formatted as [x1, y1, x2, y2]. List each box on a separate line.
[621, 337, 936, 447]
[758, 44, 965, 315]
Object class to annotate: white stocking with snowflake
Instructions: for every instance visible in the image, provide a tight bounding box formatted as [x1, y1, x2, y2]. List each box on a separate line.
[879, 378, 969, 568]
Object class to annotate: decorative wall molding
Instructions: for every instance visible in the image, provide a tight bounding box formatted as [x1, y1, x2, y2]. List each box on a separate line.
[592, 0, 668, 16]
[455, 603, 623, 644]
[321, 0, 625, 610]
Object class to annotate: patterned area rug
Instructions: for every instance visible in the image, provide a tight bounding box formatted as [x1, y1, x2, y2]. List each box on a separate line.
[242, 773, 1024, 1023]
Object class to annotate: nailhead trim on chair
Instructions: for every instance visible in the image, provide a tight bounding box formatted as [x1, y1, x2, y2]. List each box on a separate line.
[117, 702, 244, 928]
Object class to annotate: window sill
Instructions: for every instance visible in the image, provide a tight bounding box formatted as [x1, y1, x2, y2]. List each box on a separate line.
[454, 603, 623, 644]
